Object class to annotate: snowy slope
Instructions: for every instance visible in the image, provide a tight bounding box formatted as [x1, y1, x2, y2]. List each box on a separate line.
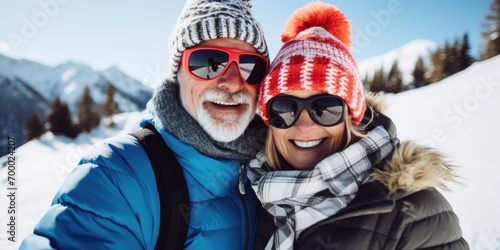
[384, 55, 500, 250]
[0, 112, 144, 249]
[1, 56, 500, 249]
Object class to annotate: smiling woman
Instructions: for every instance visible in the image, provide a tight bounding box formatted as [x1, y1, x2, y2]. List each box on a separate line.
[265, 90, 349, 171]
[247, 2, 469, 249]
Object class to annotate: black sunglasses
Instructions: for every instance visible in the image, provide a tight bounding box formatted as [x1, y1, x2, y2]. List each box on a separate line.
[267, 94, 346, 128]
[181, 46, 269, 85]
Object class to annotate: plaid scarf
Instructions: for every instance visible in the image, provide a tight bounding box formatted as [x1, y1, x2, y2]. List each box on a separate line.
[248, 125, 398, 250]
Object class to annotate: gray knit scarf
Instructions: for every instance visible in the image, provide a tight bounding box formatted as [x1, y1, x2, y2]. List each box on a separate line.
[248, 125, 399, 250]
[153, 80, 267, 160]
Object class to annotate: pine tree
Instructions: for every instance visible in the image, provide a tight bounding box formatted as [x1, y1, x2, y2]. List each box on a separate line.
[442, 40, 458, 77]
[101, 84, 120, 127]
[76, 86, 101, 132]
[412, 56, 427, 88]
[46, 97, 78, 138]
[458, 33, 475, 70]
[481, 0, 500, 60]
[427, 47, 445, 83]
[368, 66, 386, 93]
[386, 60, 403, 93]
[361, 74, 371, 91]
[24, 113, 45, 141]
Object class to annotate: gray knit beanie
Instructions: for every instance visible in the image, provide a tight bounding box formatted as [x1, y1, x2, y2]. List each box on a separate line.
[168, 0, 269, 81]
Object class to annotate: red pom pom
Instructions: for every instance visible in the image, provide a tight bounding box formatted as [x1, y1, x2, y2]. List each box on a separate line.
[281, 1, 352, 49]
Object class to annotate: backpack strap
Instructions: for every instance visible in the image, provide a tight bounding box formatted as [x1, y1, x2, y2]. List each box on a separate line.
[129, 123, 190, 250]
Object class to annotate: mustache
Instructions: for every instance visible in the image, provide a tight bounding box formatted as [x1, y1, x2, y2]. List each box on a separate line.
[200, 88, 253, 105]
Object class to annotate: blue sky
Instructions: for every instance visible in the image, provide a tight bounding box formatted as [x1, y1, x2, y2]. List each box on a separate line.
[0, 0, 492, 87]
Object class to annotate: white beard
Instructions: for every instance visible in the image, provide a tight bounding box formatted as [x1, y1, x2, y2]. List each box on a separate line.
[196, 89, 255, 142]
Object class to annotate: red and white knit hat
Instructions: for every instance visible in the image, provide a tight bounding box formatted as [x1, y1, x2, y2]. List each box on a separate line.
[258, 1, 366, 125]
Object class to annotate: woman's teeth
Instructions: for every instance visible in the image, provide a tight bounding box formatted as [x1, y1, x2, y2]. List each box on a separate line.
[293, 139, 323, 148]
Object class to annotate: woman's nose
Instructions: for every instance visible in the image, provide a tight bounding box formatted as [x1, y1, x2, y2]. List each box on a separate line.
[292, 109, 318, 132]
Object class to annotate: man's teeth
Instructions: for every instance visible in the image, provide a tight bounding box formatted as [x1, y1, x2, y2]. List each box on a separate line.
[212, 101, 239, 106]
[294, 139, 322, 148]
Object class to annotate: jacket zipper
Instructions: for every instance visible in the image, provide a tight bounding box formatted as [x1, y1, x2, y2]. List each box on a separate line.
[238, 163, 249, 250]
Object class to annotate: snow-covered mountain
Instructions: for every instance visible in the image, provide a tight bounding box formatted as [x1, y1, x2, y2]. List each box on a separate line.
[358, 39, 438, 84]
[0, 54, 153, 112]
[0, 53, 153, 156]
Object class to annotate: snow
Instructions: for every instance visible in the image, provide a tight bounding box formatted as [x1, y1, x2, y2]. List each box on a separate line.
[384, 55, 500, 250]
[358, 39, 438, 84]
[0, 53, 153, 113]
[0, 112, 144, 250]
[99, 66, 151, 97]
[2, 54, 500, 249]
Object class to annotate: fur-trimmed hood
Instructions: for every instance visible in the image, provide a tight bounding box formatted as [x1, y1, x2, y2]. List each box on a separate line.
[364, 93, 460, 194]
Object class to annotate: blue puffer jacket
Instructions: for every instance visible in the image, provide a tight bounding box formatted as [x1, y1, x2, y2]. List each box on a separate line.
[20, 116, 258, 250]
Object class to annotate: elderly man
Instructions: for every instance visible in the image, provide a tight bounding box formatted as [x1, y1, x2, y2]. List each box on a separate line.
[20, 0, 269, 249]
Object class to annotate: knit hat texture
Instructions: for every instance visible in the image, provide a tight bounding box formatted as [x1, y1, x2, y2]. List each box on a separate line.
[258, 1, 366, 125]
[168, 0, 269, 81]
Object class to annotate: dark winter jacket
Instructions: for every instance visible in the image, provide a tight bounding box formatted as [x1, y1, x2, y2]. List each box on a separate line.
[255, 94, 469, 250]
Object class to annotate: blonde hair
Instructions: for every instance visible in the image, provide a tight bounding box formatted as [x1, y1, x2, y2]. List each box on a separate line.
[264, 106, 374, 170]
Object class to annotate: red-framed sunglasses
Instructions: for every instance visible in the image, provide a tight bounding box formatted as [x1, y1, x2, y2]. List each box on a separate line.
[180, 46, 269, 85]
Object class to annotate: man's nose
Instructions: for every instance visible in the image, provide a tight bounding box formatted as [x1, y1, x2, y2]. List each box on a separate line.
[217, 62, 245, 93]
